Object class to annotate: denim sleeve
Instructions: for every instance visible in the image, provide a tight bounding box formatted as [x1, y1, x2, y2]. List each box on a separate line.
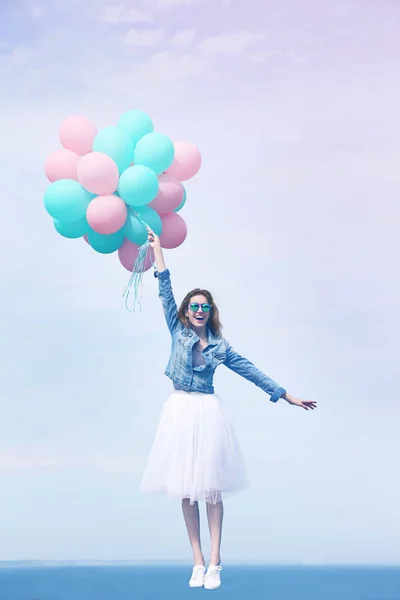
[223, 345, 286, 402]
[157, 269, 181, 336]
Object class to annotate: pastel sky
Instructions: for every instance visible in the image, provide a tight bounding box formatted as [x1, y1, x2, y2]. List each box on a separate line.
[1, 0, 399, 564]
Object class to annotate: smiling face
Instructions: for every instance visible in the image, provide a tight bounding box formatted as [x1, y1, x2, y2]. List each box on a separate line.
[185, 294, 211, 330]
[178, 287, 222, 337]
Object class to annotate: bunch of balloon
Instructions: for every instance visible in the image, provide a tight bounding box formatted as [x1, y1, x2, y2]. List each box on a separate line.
[44, 111, 201, 309]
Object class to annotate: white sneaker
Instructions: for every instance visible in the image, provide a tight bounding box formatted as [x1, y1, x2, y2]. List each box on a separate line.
[204, 565, 222, 590]
[189, 565, 206, 587]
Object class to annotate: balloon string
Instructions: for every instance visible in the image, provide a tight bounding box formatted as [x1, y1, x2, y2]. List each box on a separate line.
[131, 208, 149, 229]
[122, 209, 156, 312]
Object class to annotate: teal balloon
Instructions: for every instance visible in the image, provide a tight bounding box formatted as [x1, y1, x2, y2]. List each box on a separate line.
[124, 206, 162, 245]
[54, 216, 89, 239]
[123, 215, 147, 246]
[118, 110, 154, 146]
[118, 165, 159, 207]
[93, 126, 134, 174]
[44, 180, 92, 223]
[87, 228, 124, 254]
[133, 132, 174, 175]
[135, 205, 162, 235]
[174, 185, 186, 213]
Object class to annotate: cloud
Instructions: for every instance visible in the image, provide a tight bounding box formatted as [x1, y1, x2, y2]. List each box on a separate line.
[122, 28, 166, 46]
[170, 29, 196, 45]
[101, 5, 153, 24]
[199, 30, 268, 56]
[131, 50, 204, 84]
[156, 0, 207, 6]
[249, 49, 281, 64]
[331, 4, 350, 17]
[1, 46, 33, 72]
[287, 48, 308, 65]
[31, 6, 45, 18]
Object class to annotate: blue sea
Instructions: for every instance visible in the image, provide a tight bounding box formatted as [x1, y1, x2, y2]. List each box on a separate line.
[0, 565, 399, 600]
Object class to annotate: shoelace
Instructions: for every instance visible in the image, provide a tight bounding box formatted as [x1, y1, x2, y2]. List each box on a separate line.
[207, 566, 222, 579]
[192, 566, 205, 580]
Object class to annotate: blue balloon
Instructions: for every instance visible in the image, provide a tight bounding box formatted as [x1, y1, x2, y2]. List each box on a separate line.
[118, 110, 154, 146]
[118, 165, 159, 207]
[93, 126, 134, 174]
[124, 206, 162, 245]
[87, 228, 124, 254]
[54, 216, 89, 239]
[133, 132, 174, 175]
[44, 180, 92, 223]
[174, 185, 186, 213]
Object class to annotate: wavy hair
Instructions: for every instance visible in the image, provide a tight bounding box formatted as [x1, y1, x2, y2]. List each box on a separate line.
[177, 288, 222, 337]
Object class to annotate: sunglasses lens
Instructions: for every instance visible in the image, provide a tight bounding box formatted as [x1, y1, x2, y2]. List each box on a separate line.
[189, 303, 211, 312]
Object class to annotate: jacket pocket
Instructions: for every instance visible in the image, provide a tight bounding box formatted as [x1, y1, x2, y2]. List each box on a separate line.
[211, 351, 226, 365]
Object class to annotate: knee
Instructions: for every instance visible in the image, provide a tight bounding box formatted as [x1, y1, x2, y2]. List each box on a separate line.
[182, 498, 198, 507]
[206, 496, 223, 506]
[206, 491, 222, 505]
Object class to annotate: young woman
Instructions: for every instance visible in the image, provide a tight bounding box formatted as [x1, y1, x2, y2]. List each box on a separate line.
[140, 229, 317, 590]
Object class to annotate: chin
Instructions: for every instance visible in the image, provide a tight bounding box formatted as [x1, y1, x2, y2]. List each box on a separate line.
[191, 320, 208, 328]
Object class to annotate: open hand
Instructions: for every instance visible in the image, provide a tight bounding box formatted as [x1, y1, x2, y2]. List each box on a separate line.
[284, 395, 317, 411]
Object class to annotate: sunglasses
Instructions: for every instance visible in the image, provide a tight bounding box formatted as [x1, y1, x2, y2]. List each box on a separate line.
[189, 302, 212, 313]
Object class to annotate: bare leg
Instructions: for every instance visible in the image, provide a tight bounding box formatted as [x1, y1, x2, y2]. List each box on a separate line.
[182, 499, 205, 566]
[206, 499, 224, 565]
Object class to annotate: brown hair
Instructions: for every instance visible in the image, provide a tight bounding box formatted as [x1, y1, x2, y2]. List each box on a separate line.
[177, 288, 223, 336]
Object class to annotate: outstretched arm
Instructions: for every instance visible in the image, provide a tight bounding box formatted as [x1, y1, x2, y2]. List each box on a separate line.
[223, 345, 317, 410]
[223, 345, 286, 402]
[148, 229, 181, 336]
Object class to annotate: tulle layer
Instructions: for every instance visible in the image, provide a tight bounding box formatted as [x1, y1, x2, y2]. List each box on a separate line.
[140, 390, 249, 504]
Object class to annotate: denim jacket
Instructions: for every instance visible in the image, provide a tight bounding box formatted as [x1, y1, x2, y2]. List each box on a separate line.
[158, 270, 286, 402]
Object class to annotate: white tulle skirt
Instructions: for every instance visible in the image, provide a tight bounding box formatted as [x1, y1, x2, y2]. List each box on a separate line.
[139, 390, 249, 504]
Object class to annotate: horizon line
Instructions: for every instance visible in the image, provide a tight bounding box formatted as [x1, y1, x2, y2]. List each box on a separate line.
[1, 560, 399, 567]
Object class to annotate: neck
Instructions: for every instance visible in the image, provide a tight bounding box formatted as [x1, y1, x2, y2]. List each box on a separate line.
[192, 324, 208, 341]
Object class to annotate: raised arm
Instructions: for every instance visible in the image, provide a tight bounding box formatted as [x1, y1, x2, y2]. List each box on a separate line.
[223, 344, 286, 402]
[148, 229, 181, 336]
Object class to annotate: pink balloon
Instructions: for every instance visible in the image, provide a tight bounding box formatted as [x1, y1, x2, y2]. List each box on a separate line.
[86, 195, 128, 235]
[83, 234, 89, 244]
[160, 213, 187, 249]
[165, 141, 201, 181]
[149, 174, 184, 214]
[118, 238, 154, 272]
[44, 149, 80, 182]
[77, 152, 119, 195]
[59, 115, 97, 156]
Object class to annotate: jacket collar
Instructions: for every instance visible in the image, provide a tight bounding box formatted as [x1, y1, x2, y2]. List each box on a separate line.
[182, 326, 221, 347]
[207, 330, 221, 346]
